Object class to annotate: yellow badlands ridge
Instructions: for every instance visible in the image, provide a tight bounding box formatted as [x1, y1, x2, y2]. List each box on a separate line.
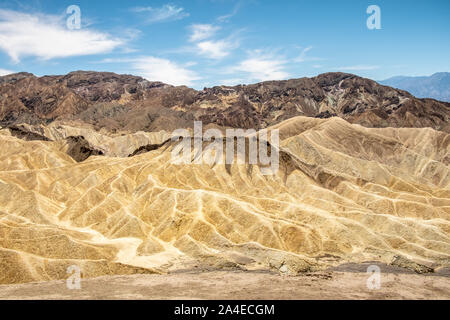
[0, 116, 449, 284]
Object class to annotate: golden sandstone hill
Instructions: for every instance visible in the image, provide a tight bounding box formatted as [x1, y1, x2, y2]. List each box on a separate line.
[0, 116, 449, 284]
[0, 71, 449, 285]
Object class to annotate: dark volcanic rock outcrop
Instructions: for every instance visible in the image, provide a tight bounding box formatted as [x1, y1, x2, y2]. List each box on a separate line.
[65, 136, 104, 162]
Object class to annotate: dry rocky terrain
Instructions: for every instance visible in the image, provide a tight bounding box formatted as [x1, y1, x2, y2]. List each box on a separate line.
[0, 71, 449, 299]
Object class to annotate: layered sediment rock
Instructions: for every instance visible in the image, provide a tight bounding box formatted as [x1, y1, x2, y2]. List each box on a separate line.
[0, 116, 448, 284]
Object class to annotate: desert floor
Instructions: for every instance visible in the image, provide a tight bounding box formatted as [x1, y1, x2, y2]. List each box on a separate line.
[0, 263, 449, 300]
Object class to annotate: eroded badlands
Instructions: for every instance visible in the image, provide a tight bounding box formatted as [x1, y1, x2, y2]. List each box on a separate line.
[0, 116, 449, 284]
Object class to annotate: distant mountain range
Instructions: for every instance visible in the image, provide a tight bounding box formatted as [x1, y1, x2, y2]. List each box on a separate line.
[380, 72, 450, 102]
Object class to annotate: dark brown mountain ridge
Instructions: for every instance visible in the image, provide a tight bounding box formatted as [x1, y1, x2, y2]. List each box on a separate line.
[1, 70, 449, 133]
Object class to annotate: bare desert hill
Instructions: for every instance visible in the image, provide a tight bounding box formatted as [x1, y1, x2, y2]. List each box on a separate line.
[0, 116, 449, 284]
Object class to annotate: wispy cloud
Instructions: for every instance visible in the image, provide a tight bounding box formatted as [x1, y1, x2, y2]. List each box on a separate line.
[294, 46, 313, 63]
[232, 50, 290, 82]
[219, 78, 245, 86]
[292, 46, 325, 64]
[196, 39, 237, 59]
[133, 57, 199, 86]
[0, 9, 123, 63]
[334, 65, 380, 71]
[217, 1, 242, 22]
[189, 24, 220, 42]
[186, 23, 239, 60]
[132, 5, 189, 24]
[101, 56, 199, 86]
[0, 68, 14, 76]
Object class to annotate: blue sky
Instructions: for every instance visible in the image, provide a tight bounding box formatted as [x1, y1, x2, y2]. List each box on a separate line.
[0, 0, 449, 88]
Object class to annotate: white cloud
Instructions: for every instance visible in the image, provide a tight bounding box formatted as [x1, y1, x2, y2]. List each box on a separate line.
[233, 52, 290, 82]
[0, 68, 14, 76]
[99, 57, 199, 86]
[0, 9, 123, 63]
[335, 65, 380, 71]
[219, 78, 245, 86]
[187, 24, 236, 60]
[131, 57, 200, 86]
[196, 40, 236, 59]
[189, 24, 220, 42]
[132, 5, 189, 23]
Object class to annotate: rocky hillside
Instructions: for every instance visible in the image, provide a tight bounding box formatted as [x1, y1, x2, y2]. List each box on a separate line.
[1, 71, 449, 133]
